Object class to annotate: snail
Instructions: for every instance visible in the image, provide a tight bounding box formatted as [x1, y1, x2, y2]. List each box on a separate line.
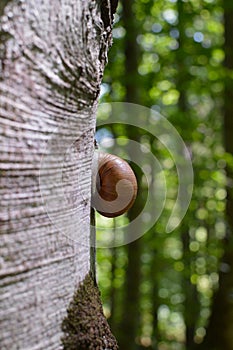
[91, 151, 137, 218]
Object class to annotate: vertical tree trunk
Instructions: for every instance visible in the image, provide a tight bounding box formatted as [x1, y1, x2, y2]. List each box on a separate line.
[108, 233, 118, 330]
[200, 2, 233, 349]
[176, 2, 199, 348]
[0, 1, 118, 349]
[116, 1, 142, 348]
[181, 230, 199, 350]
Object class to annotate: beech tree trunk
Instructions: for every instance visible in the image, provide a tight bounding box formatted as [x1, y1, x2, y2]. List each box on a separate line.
[0, 1, 117, 349]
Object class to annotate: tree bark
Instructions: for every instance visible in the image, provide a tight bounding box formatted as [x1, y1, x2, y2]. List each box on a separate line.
[0, 1, 117, 349]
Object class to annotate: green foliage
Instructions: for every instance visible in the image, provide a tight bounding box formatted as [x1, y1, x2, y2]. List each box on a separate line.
[96, 0, 229, 348]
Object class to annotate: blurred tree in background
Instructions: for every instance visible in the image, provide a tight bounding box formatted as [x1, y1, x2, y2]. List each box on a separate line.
[96, 0, 233, 349]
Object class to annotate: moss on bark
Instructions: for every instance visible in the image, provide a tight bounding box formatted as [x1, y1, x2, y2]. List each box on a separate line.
[61, 273, 118, 350]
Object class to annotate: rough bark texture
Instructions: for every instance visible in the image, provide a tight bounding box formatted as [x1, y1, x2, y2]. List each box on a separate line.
[62, 273, 118, 350]
[0, 0, 116, 349]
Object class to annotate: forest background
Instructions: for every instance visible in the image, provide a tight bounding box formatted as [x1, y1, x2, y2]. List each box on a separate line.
[95, 0, 233, 349]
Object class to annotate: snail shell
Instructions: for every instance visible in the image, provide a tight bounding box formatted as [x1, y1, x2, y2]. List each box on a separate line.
[92, 152, 137, 218]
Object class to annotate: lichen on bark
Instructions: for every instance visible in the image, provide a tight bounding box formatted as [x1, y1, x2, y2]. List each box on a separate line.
[61, 273, 118, 350]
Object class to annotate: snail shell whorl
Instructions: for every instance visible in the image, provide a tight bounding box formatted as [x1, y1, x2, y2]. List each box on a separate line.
[92, 152, 138, 218]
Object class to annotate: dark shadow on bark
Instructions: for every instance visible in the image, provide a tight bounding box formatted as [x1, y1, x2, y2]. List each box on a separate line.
[62, 273, 118, 350]
[0, 0, 12, 17]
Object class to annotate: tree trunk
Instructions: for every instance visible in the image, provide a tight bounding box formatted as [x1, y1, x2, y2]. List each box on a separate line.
[0, 1, 118, 349]
[116, 1, 143, 349]
[176, 2, 199, 347]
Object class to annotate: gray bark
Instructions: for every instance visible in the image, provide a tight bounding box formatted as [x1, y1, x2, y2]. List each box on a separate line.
[0, 1, 114, 349]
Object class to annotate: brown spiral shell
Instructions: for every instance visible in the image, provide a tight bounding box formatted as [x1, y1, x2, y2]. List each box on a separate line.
[92, 152, 138, 218]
